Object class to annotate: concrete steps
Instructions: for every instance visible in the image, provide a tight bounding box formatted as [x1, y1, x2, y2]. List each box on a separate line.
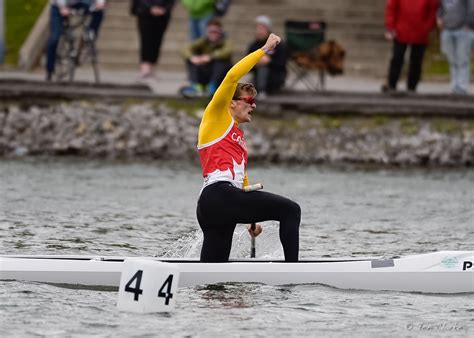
[96, 0, 388, 76]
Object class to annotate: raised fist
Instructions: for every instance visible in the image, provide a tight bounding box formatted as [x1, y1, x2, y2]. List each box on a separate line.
[262, 33, 281, 53]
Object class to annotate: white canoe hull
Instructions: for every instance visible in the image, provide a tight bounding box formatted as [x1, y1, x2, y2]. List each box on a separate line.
[1, 251, 473, 293]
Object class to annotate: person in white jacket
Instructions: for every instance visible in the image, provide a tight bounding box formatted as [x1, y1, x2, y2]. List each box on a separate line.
[46, 0, 106, 81]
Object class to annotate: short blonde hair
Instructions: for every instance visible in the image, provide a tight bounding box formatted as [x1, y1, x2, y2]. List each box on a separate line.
[232, 83, 257, 99]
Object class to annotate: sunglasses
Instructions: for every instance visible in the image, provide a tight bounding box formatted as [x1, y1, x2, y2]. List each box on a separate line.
[236, 96, 256, 105]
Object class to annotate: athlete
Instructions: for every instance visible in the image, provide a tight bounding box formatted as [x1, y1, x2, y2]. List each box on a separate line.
[196, 33, 301, 263]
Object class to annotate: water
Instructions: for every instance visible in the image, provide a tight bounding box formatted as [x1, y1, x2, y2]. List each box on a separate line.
[1, 159, 473, 336]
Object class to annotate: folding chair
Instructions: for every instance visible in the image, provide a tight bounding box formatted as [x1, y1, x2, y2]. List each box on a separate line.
[285, 20, 327, 91]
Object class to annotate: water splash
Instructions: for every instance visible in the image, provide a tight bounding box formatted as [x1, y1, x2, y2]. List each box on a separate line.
[159, 222, 284, 259]
[159, 230, 203, 258]
[231, 222, 284, 259]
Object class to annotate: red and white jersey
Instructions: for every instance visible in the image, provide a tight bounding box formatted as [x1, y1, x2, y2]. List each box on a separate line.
[197, 49, 265, 192]
[198, 119, 247, 189]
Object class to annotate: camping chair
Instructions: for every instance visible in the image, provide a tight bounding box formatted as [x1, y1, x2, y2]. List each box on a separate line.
[285, 20, 326, 91]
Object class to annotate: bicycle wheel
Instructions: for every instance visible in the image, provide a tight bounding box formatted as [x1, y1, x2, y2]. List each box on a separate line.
[55, 34, 74, 82]
[80, 30, 100, 84]
[89, 41, 100, 84]
[68, 38, 84, 82]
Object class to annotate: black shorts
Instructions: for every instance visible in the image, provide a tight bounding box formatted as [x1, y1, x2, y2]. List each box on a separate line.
[197, 181, 301, 262]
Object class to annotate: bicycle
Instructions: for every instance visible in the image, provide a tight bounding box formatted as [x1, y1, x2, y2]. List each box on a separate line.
[55, 6, 100, 83]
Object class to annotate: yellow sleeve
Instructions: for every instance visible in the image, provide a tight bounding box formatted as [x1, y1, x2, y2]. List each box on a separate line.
[198, 49, 265, 147]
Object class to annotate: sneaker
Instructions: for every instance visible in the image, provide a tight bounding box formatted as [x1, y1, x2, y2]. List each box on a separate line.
[207, 81, 218, 96]
[452, 86, 467, 95]
[136, 72, 155, 84]
[381, 84, 395, 93]
[180, 84, 205, 98]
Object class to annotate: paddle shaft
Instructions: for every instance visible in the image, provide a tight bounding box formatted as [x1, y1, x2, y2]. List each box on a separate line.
[250, 223, 256, 258]
[245, 183, 263, 259]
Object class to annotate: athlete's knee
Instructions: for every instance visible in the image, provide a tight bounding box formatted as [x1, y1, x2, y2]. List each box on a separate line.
[286, 199, 301, 222]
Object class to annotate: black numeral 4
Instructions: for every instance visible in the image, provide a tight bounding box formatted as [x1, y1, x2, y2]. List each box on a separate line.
[124, 271, 174, 305]
[124, 270, 144, 301]
[158, 274, 174, 305]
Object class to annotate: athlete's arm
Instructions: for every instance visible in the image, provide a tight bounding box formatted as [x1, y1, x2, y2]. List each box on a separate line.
[204, 33, 281, 122]
[198, 34, 281, 146]
[197, 50, 264, 146]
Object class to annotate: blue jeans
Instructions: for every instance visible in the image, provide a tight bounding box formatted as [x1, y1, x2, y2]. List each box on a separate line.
[441, 29, 473, 94]
[46, 4, 104, 75]
[188, 14, 213, 41]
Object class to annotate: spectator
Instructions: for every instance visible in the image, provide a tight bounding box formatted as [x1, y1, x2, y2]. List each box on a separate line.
[213, 0, 232, 18]
[469, 0, 474, 31]
[438, 0, 474, 95]
[46, 0, 106, 81]
[383, 0, 438, 92]
[181, 0, 214, 40]
[247, 15, 287, 97]
[180, 18, 233, 97]
[131, 0, 175, 79]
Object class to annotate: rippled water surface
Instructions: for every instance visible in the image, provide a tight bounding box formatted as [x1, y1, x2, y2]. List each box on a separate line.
[1, 159, 473, 336]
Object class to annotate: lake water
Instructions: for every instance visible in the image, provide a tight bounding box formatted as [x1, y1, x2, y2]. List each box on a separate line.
[0, 159, 472, 336]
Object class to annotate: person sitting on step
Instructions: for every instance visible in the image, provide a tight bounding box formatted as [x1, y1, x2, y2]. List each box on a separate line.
[180, 18, 233, 98]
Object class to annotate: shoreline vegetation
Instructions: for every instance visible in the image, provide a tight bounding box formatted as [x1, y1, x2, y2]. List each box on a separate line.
[1, 100, 473, 167]
[4, 0, 48, 65]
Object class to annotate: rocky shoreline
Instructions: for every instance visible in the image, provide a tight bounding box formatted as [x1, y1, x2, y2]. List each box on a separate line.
[1, 100, 473, 166]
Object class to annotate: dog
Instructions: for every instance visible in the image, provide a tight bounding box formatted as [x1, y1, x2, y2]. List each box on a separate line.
[291, 40, 346, 75]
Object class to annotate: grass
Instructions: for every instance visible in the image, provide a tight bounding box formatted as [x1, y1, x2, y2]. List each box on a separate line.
[4, 0, 48, 65]
[320, 116, 343, 129]
[432, 119, 462, 134]
[400, 118, 420, 135]
[370, 115, 389, 127]
[165, 98, 207, 112]
[469, 121, 474, 131]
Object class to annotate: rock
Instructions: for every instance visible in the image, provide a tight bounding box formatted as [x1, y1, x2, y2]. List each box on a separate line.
[0, 101, 473, 166]
[14, 146, 29, 157]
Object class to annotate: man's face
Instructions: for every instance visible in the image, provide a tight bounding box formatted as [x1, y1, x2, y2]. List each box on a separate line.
[255, 23, 269, 40]
[207, 24, 222, 42]
[231, 90, 256, 124]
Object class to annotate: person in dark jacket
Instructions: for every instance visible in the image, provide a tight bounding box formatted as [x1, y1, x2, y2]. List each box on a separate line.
[246, 15, 287, 97]
[383, 0, 438, 92]
[131, 0, 175, 79]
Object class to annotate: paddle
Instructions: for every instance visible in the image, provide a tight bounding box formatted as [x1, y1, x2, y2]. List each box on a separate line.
[243, 183, 263, 259]
[250, 223, 256, 258]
